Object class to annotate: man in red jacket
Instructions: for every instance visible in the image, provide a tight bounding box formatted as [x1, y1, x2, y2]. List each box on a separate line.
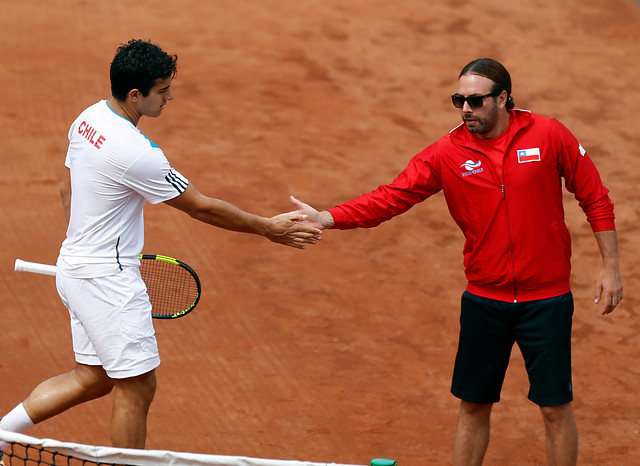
[291, 58, 623, 465]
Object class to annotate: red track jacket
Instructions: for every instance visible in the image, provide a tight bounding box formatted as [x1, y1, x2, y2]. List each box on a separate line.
[328, 110, 615, 303]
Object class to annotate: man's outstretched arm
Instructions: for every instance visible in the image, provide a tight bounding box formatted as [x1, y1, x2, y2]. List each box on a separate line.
[164, 186, 322, 249]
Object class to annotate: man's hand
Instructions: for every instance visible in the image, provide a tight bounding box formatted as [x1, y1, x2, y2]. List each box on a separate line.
[289, 196, 335, 230]
[593, 230, 623, 315]
[594, 264, 623, 315]
[265, 211, 322, 249]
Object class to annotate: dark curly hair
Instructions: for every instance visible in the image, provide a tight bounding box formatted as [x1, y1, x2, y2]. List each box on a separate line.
[110, 39, 178, 101]
[459, 58, 514, 110]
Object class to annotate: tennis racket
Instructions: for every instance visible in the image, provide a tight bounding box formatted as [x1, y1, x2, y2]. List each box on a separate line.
[14, 255, 201, 319]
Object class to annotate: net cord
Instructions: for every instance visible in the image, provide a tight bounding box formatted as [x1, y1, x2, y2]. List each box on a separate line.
[0, 431, 366, 466]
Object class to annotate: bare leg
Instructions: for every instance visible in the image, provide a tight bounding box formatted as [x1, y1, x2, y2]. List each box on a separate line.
[22, 363, 113, 424]
[14, 364, 155, 449]
[110, 370, 157, 449]
[1, 363, 112, 465]
[540, 403, 578, 466]
[454, 400, 492, 466]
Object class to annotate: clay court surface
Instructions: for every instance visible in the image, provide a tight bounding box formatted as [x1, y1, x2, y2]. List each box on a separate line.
[1, 0, 639, 464]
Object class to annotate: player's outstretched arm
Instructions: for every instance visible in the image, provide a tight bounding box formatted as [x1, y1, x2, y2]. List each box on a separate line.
[289, 196, 335, 230]
[164, 185, 322, 249]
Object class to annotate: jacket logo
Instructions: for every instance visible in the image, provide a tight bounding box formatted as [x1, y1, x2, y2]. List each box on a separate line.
[460, 160, 483, 177]
[517, 147, 541, 163]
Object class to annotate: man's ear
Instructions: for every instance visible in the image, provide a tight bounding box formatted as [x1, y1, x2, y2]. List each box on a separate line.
[128, 88, 141, 102]
[498, 89, 508, 109]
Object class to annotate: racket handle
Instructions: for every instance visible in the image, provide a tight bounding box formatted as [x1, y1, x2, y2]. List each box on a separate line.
[14, 259, 57, 276]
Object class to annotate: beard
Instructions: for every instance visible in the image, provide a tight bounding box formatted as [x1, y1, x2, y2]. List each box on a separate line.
[463, 102, 499, 135]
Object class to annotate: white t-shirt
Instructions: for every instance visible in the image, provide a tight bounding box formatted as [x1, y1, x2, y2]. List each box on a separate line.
[57, 100, 188, 278]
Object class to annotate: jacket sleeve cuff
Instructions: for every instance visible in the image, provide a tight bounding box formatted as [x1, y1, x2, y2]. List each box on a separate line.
[327, 206, 351, 229]
[590, 218, 616, 232]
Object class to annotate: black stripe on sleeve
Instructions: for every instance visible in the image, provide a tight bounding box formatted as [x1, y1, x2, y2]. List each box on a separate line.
[165, 169, 188, 193]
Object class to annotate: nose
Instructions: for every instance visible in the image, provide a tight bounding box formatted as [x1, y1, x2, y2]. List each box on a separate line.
[165, 89, 174, 101]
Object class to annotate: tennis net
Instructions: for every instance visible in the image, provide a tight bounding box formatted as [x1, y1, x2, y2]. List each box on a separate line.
[0, 431, 396, 466]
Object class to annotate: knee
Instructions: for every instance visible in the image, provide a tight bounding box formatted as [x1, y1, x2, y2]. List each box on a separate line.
[540, 403, 573, 425]
[459, 400, 493, 419]
[73, 366, 114, 400]
[87, 380, 114, 399]
[115, 371, 157, 407]
[138, 372, 157, 402]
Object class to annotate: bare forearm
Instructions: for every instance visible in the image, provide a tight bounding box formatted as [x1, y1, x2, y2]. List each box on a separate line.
[165, 186, 321, 249]
[594, 230, 620, 268]
[189, 198, 269, 235]
[165, 185, 266, 234]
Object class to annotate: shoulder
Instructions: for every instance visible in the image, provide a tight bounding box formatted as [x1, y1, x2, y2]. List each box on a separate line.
[73, 100, 115, 123]
[435, 125, 464, 147]
[532, 113, 578, 143]
[411, 134, 451, 163]
[516, 111, 566, 132]
[69, 100, 101, 129]
[512, 111, 577, 143]
[106, 114, 158, 156]
[518, 113, 584, 160]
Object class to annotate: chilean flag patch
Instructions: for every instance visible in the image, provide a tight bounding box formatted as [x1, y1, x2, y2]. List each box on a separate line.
[517, 147, 541, 163]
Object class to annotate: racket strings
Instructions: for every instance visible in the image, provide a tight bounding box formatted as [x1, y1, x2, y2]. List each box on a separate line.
[140, 260, 199, 317]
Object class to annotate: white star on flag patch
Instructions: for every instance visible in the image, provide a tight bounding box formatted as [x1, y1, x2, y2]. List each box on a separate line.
[517, 147, 541, 163]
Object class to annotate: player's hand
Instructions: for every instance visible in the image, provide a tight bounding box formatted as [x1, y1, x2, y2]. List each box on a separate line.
[265, 211, 322, 249]
[594, 264, 623, 315]
[289, 196, 334, 229]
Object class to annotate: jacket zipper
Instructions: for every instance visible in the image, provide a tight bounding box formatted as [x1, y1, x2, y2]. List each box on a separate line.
[501, 184, 518, 303]
[465, 145, 520, 303]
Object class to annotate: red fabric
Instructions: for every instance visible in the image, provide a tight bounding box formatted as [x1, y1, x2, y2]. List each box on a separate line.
[328, 110, 615, 303]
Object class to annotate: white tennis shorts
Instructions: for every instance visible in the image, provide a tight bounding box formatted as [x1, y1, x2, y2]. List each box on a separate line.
[56, 267, 160, 379]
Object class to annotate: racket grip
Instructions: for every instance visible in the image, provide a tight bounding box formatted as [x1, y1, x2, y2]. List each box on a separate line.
[14, 259, 57, 276]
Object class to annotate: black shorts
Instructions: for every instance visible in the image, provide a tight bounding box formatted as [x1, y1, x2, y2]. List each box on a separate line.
[451, 291, 574, 406]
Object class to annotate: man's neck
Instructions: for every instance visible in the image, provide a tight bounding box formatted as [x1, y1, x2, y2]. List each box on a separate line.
[107, 99, 140, 126]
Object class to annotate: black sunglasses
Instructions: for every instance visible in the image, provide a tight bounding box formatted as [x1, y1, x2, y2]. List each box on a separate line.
[451, 91, 501, 109]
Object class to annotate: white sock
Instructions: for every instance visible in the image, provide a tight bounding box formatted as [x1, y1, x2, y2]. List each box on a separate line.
[0, 403, 35, 450]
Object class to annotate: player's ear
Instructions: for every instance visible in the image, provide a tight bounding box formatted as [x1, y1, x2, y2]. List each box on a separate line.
[128, 88, 141, 102]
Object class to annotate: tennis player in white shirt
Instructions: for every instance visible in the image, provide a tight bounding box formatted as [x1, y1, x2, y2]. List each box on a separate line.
[0, 39, 322, 458]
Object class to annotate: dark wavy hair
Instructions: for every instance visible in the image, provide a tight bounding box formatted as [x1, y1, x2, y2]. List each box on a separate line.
[110, 39, 178, 101]
[459, 58, 514, 109]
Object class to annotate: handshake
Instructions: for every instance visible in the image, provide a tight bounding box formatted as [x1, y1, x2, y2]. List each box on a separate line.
[266, 196, 334, 249]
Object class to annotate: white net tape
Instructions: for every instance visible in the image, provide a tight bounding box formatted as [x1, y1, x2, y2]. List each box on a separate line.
[0, 431, 368, 466]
